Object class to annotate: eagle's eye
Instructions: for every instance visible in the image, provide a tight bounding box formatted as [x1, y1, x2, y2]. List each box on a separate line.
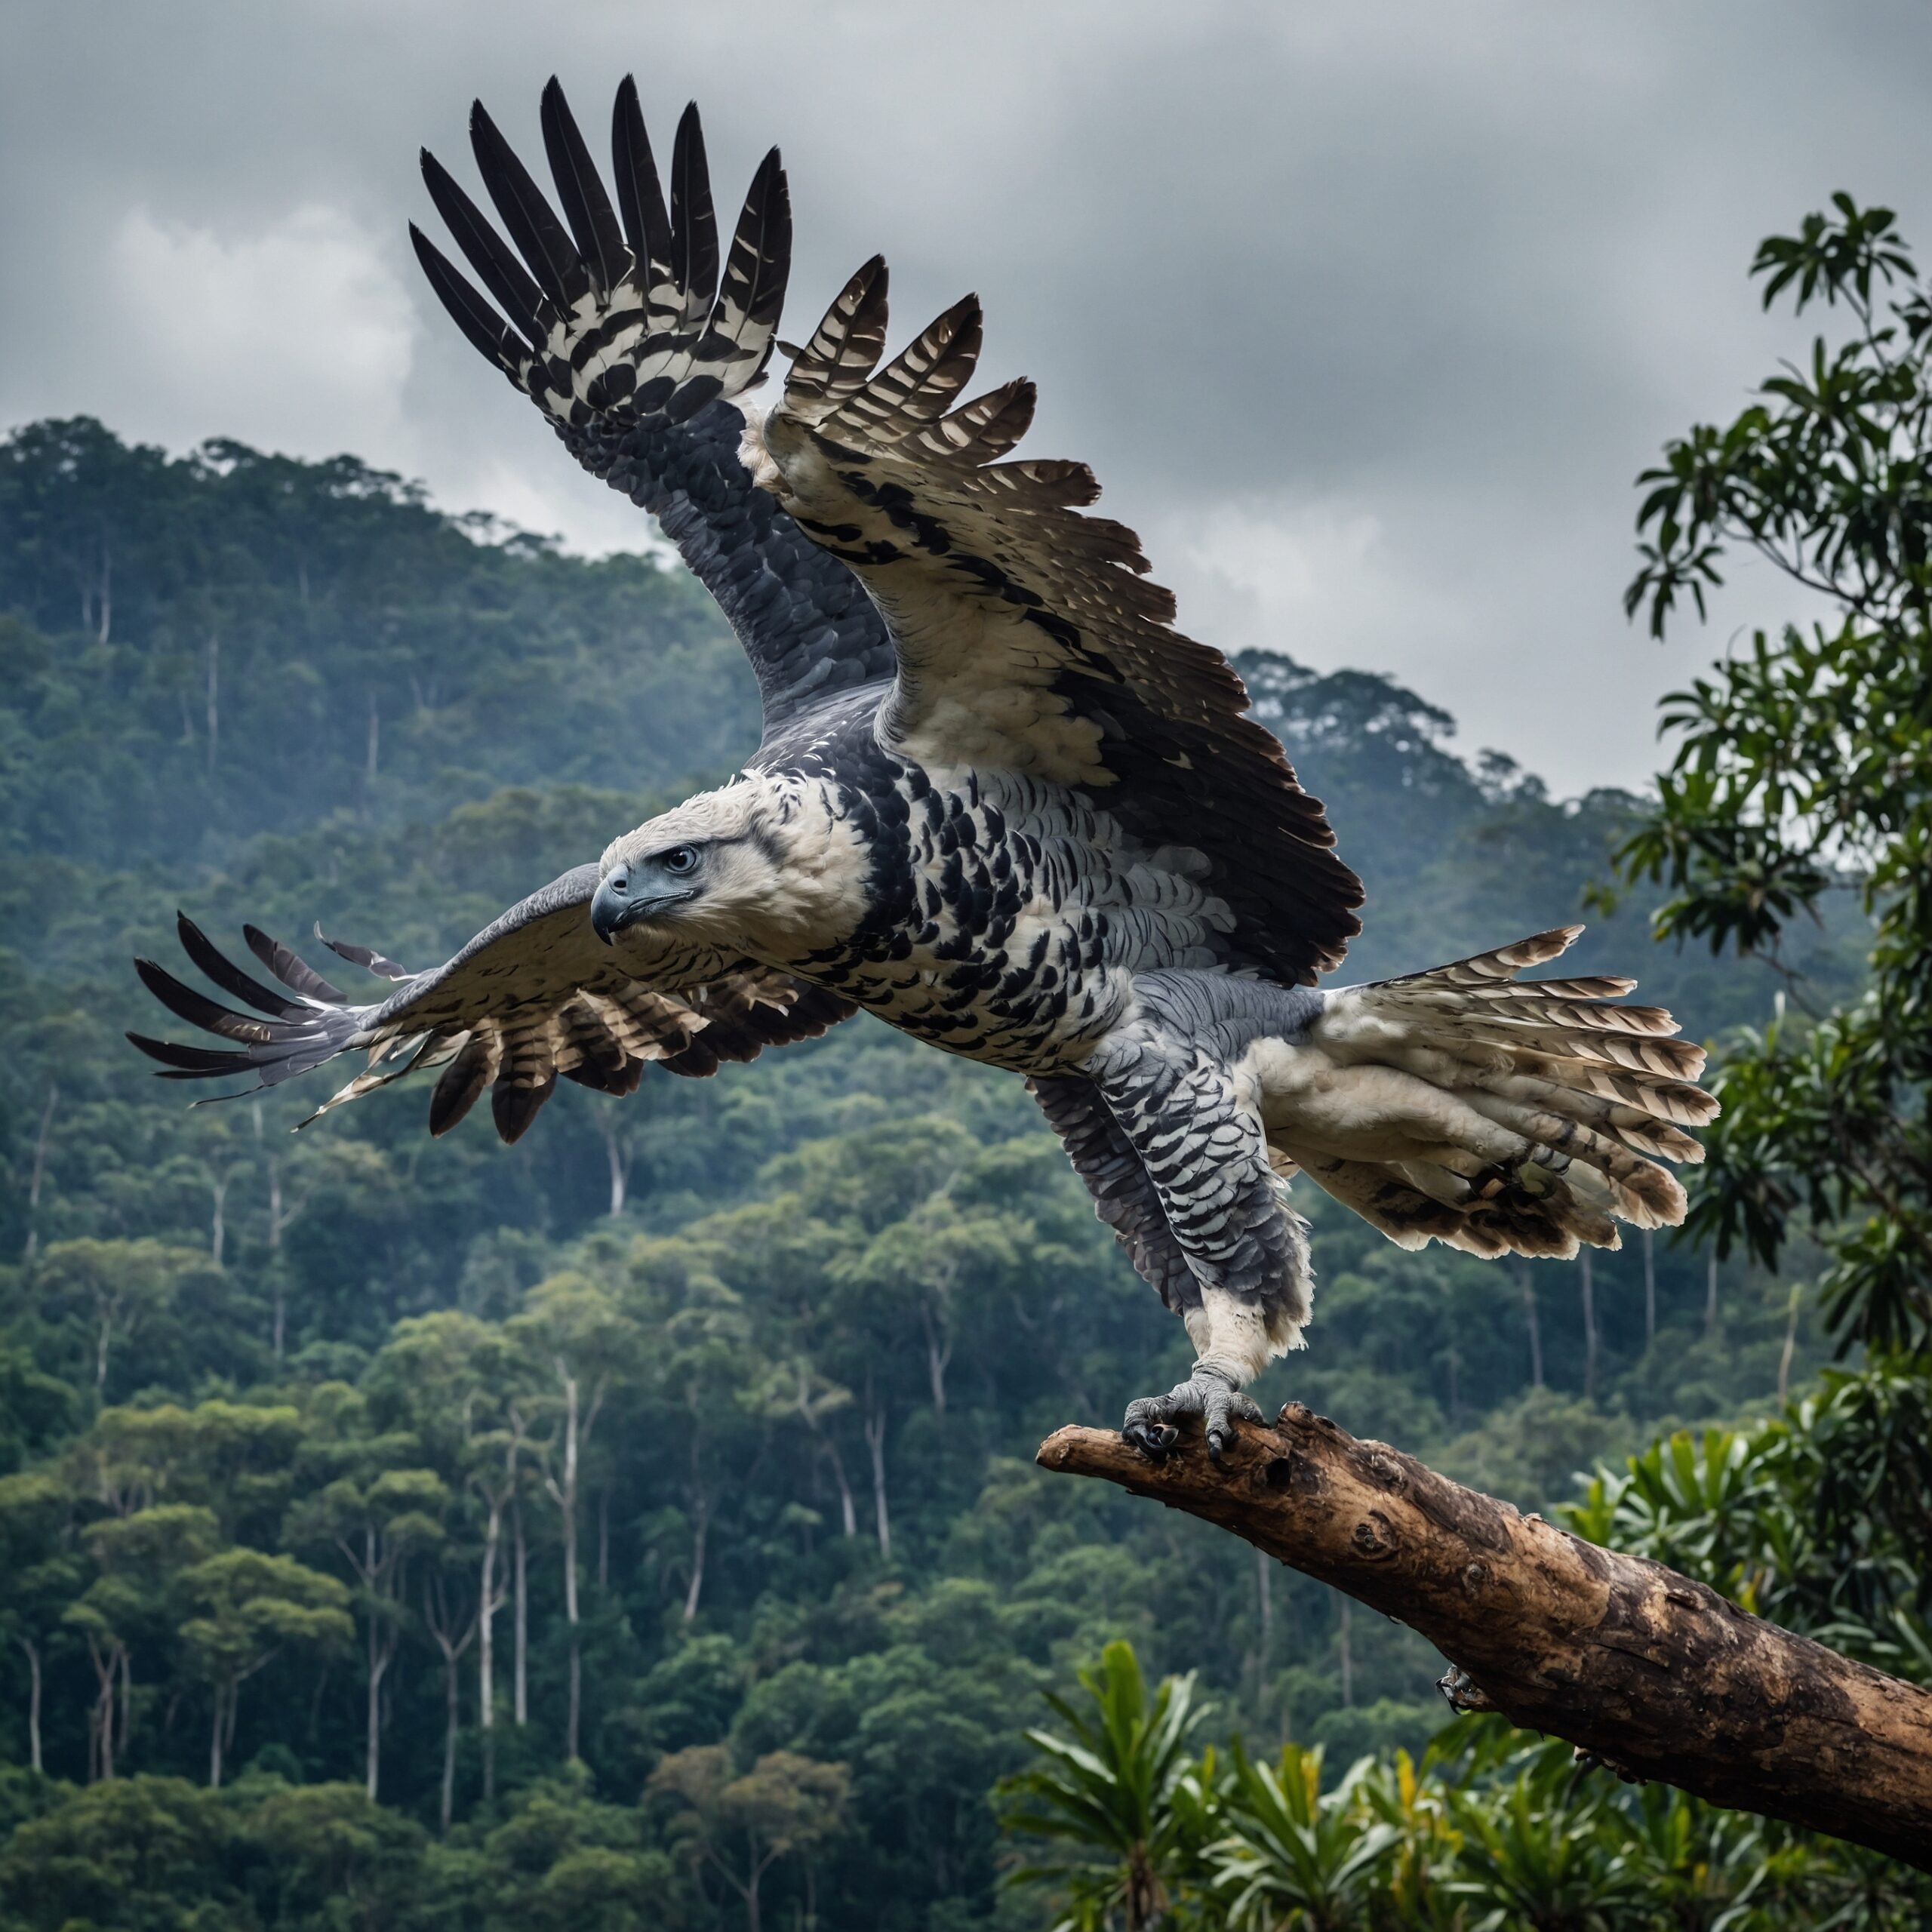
[661, 844, 699, 876]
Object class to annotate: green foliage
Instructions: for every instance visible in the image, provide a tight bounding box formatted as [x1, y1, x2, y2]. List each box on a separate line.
[997, 1640, 1214, 1931]
[1000, 1664, 1932, 1931]
[1211, 1741, 1398, 1931]
[1589, 195, 1932, 1795]
[1616, 195, 1932, 1354]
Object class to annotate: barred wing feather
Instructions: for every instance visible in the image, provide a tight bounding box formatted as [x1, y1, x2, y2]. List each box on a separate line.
[129, 868, 854, 1145]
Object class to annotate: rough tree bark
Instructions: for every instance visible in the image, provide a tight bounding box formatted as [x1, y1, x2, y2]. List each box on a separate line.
[1038, 1404, 1932, 1871]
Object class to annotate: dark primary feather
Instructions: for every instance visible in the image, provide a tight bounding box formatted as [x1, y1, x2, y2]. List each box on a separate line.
[410, 225, 525, 377]
[540, 76, 627, 297]
[611, 75, 674, 285]
[244, 925, 345, 1004]
[318, 931, 412, 982]
[469, 99, 586, 312]
[668, 102, 718, 333]
[175, 913, 309, 1019]
[417, 151, 546, 346]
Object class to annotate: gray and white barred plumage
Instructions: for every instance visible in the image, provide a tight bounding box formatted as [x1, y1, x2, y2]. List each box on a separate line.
[131, 80, 1715, 1457]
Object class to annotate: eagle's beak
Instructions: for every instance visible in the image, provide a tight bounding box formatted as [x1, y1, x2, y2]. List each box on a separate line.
[592, 868, 691, 944]
[591, 870, 640, 945]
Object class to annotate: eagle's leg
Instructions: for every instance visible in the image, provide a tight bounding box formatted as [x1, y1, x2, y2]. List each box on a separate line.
[1084, 976, 1317, 1463]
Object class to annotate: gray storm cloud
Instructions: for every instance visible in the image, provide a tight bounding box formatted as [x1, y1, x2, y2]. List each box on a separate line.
[3, 0, 1926, 790]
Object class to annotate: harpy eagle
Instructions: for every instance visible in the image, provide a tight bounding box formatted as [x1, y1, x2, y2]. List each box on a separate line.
[131, 80, 1713, 1457]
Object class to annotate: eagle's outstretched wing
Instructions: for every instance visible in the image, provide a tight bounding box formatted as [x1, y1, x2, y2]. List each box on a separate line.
[414, 82, 1364, 988]
[755, 269, 1365, 987]
[411, 78, 898, 734]
[128, 868, 854, 1143]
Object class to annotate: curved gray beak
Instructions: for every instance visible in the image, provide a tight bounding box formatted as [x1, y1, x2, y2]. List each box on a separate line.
[591, 869, 640, 946]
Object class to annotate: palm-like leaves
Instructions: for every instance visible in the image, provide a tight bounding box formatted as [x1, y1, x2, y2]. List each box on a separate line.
[1445, 1742, 1637, 1932]
[998, 1647, 1932, 1929]
[998, 1639, 1211, 1932]
[1209, 1740, 1398, 1932]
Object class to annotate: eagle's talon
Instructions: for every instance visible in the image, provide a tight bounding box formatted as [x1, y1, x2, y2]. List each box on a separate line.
[1122, 1367, 1261, 1463]
[1121, 1415, 1177, 1460]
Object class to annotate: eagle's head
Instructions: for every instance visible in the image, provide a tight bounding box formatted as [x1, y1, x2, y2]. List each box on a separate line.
[591, 774, 863, 958]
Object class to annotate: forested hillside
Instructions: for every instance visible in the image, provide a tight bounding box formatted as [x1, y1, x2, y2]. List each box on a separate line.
[0, 420, 1853, 1929]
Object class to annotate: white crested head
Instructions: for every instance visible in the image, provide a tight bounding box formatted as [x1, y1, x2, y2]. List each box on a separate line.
[592, 771, 866, 960]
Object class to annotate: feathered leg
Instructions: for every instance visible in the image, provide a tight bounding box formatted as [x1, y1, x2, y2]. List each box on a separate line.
[1082, 980, 1317, 1459]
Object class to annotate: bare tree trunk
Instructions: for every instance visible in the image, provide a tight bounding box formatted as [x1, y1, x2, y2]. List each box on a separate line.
[97, 535, 112, 645]
[21, 1087, 56, 1269]
[681, 1492, 709, 1626]
[597, 1115, 631, 1218]
[921, 1300, 952, 1416]
[1778, 1283, 1802, 1405]
[366, 1623, 388, 1800]
[561, 1374, 580, 1761]
[1580, 1251, 1598, 1401]
[205, 633, 220, 775]
[210, 1681, 226, 1789]
[86, 1638, 118, 1781]
[116, 1644, 131, 1767]
[1040, 1407, 1932, 1872]
[863, 1383, 891, 1559]
[824, 1441, 857, 1540]
[1518, 1259, 1543, 1388]
[542, 1364, 604, 1762]
[423, 1577, 477, 1836]
[1706, 1252, 1721, 1341]
[512, 1497, 529, 1727]
[478, 1483, 506, 1799]
[1641, 1226, 1657, 1349]
[441, 1641, 459, 1832]
[211, 1168, 232, 1268]
[17, 1637, 42, 1773]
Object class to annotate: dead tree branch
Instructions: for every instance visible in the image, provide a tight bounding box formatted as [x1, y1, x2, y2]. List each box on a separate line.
[1038, 1404, 1932, 1870]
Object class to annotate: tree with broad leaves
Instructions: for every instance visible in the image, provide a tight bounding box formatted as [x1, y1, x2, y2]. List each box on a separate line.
[282, 1429, 445, 1802]
[646, 1742, 850, 1932]
[1608, 192, 1932, 1680]
[174, 1546, 352, 1788]
[507, 1267, 642, 1761]
[1618, 192, 1932, 1357]
[36, 1238, 203, 1398]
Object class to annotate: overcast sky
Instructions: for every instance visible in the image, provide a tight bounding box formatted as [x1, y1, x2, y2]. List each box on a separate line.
[5, 2, 1928, 792]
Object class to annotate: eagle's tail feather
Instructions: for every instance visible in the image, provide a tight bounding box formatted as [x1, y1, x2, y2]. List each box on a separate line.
[1278, 925, 1713, 1262]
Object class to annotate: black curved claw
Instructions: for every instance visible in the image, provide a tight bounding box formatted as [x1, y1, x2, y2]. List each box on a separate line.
[1121, 1414, 1180, 1463]
[1121, 1367, 1263, 1464]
